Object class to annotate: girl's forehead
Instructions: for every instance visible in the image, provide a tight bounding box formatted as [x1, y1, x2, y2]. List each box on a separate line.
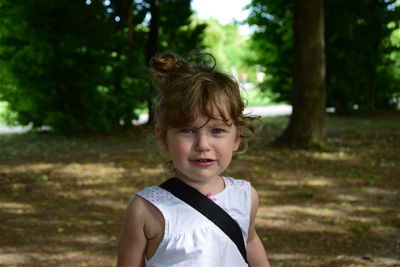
[176, 112, 235, 130]
[193, 106, 232, 120]
[162, 97, 237, 130]
[197, 101, 231, 116]
[191, 115, 231, 126]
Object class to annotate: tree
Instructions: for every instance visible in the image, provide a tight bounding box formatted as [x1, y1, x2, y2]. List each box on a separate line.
[144, 0, 207, 124]
[145, 0, 160, 125]
[106, 0, 149, 127]
[0, 0, 115, 132]
[325, 0, 400, 112]
[202, 18, 257, 80]
[246, 0, 293, 102]
[274, 0, 326, 148]
[0, 0, 205, 132]
[247, 0, 400, 113]
[158, 0, 206, 54]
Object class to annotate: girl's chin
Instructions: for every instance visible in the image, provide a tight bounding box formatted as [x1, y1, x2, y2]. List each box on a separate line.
[174, 173, 220, 183]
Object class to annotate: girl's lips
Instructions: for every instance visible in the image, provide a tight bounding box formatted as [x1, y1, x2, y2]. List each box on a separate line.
[190, 159, 215, 166]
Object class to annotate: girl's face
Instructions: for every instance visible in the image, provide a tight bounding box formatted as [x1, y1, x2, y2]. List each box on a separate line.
[157, 108, 240, 186]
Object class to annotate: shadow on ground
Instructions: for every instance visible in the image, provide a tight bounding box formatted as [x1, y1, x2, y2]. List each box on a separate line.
[0, 114, 399, 266]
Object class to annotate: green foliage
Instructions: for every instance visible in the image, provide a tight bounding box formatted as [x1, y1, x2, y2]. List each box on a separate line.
[158, 0, 207, 54]
[0, 0, 205, 133]
[246, 0, 293, 101]
[0, 0, 120, 132]
[202, 18, 258, 82]
[241, 89, 273, 106]
[0, 101, 7, 124]
[325, 0, 400, 112]
[0, 101, 17, 125]
[246, 0, 400, 112]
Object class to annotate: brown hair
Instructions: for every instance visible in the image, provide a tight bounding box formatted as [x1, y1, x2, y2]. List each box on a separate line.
[150, 52, 259, 152]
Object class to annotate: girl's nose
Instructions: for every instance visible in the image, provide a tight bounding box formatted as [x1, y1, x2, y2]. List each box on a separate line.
[195, 134, 211, 151]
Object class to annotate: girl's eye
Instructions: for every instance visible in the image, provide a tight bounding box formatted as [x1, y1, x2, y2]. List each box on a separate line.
[179, 129, 193, 134]
[212, 128, 225, 134]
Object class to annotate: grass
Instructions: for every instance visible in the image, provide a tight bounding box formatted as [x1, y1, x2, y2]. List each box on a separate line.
[0, 101, 8, 124]
[241, 88, 275, 107]
[0, 112, 399, 266]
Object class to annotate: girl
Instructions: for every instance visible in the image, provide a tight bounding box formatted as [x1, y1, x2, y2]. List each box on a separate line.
[117, 52, 270, 267]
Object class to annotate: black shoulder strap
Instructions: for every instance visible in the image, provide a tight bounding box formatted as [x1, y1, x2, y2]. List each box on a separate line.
[159, 177, 248, 264]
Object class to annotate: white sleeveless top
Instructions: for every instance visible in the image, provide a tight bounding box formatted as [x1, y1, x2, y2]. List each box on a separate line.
[136, 176, 251, 267]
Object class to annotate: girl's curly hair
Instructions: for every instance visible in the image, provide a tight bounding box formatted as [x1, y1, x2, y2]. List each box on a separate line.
[150, 52, 260, 153]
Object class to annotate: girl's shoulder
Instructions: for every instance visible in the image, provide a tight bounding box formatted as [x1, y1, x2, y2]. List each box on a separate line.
[222, 176, 251, 189]
[218, 176, 252, 208]
[136, 185, 175, 205]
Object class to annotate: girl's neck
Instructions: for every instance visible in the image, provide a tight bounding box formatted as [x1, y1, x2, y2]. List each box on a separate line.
[174, 174, 225, 196]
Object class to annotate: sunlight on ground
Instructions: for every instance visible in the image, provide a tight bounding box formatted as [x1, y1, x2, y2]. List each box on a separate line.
[1, 114, 399, 266]
[362, 187, 399, 197]
[1, 163, 54, 173]
[0, 202, 36, 214]
[47, 233, 113, 245]
[271, 176, 336, 187]
[256, 205, 348, 233]
[58, 163, 125, 181]
[308, 151, 357, 161]
[91, 198, 127, 210]
[0, 250, 114, 266]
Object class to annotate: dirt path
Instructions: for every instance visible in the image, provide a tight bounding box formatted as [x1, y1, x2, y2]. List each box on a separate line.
[0, 114, 399, 266]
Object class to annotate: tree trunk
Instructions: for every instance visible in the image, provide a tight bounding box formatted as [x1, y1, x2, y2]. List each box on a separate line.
[145, 0, 159, 125]
[274, 0, 326, 148]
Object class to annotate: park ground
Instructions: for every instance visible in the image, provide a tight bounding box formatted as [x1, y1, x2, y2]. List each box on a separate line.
[0, 112, 399, 266]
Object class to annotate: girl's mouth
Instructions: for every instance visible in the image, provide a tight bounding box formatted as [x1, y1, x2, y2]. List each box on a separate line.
[190, 159, 215, 166]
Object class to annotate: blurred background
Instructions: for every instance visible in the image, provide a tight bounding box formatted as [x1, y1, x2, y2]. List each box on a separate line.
[0, 0, 398, 134]
[0, 1, 399, 266]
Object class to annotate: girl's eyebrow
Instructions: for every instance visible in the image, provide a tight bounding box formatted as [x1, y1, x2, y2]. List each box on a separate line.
[178, 117, 233, 128]
[207, 120, 233, 127]
[177, 124, 200, 129]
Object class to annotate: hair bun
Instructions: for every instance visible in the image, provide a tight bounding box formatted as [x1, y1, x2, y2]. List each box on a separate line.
[150, 52, 184, 82]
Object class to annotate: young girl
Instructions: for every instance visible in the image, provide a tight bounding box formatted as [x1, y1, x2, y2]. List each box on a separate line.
[117, 52, 270, 267]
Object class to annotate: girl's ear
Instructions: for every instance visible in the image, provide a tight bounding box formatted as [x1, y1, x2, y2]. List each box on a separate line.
[233, 127, 241, 152]
[155, 126, 169, 152]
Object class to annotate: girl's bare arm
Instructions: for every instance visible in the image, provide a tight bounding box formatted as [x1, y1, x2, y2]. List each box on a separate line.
[117, 197, 148, 267]
[247, 186, 270, 267]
